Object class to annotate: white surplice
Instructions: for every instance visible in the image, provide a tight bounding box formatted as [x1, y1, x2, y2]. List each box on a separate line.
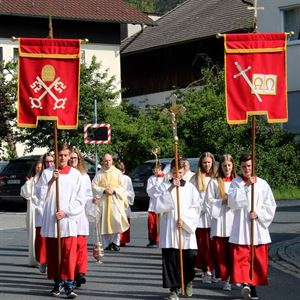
[20, 175, 40, 266]
[146, 175, 165, 212]
[190, 175, 212, 228]
[37, 167, 85, 238]
[153, 180, 201, 249]
[76, 173, 93, 236]
[227, 176, 276, 245]
[206, 179, 234, 238]
[123, 174, 135, 217]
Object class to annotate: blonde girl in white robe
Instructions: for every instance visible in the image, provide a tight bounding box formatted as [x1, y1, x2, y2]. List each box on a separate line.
[190, 152, 217, 283]
[20, 160, 43, 266]
[205, 154, 237, 291]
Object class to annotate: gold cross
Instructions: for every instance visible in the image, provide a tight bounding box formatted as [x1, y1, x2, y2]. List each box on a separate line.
[163, 94, 186, 141]
[247, 0, 264, 32]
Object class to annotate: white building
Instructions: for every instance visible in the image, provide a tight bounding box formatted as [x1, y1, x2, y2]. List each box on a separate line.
[0, 0, 155, 157]
[259, 0, 300, 135]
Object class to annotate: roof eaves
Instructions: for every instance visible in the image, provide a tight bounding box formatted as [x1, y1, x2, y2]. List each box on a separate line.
[0, 12, 157, 26]
[121, 26, 253, 56]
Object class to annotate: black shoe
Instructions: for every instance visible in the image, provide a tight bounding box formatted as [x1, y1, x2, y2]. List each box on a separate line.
[105, 243, 112, 250]
[250, 285, 259, 300]
[65, 287, 78, 298]
[50, 283, 62, 297]
[111, 243, 120, 251]
[75, 273, 86, 288]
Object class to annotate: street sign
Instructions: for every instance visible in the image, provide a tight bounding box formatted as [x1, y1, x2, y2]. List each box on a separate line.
[84, 123, 111, 144]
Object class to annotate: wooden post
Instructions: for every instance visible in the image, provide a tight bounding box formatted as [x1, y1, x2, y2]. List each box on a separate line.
[48, 15, 62, 278]
[163, 94, 186, 295]
[248, 0, 263, 280]
[250, 115, 256, 279]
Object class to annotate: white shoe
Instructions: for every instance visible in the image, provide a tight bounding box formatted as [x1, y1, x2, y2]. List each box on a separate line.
[241, 285, 251, 299]
[202, 272, 212, 284]
[222, 281, 231, 291]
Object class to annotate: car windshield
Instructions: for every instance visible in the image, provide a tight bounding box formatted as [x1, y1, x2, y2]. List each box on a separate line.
[1, 161, 35, 175]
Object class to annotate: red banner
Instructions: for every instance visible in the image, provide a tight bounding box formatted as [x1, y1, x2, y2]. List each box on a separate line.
[17, 38, 80, 129]
[225, 33, 288, 124]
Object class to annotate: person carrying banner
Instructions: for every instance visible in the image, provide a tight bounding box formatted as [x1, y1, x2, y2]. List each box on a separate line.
[205, 154, 237, 291]
[153, 158, 200, 300]
[190, 152, 217, 283]
[227, 153, 276, 300]
[115, 162, 135, 246]
[92, 153, 129, 251]
[146, 161, 165, 248]
[69, 149, 93, 288]
[37, 143, 85, 298]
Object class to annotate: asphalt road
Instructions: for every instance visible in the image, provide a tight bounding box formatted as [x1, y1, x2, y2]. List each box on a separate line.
[0, 205, 299, 299]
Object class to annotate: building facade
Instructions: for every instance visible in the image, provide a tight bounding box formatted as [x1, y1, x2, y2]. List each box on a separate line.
[259, 0, 300, 135]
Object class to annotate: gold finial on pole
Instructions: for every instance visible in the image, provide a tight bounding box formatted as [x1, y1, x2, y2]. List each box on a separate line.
[163, 93, 186, 295]
[48, 15, 53, 39]
[151, 147, 161, 178]
[246, 0, 264, 32]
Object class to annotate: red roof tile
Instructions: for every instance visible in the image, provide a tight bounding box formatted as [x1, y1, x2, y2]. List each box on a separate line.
[0, 0, 155, 25]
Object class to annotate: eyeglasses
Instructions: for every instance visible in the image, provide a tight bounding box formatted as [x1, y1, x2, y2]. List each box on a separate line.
[46, 160, 54, 163]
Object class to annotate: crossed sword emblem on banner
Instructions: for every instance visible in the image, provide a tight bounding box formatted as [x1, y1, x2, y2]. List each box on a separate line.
[30, 76, 67, 110]
[233, 61, 263, 103]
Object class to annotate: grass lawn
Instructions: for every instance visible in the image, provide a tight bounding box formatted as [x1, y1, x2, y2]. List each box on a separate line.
[273, 186, 300, 200]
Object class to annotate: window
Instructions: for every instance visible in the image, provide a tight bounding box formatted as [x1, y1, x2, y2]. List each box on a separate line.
[13, 48, 19, 60]
[283, 7, 300, 41]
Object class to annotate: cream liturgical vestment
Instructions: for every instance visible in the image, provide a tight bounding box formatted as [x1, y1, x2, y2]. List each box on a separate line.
[92, 166, 129, 235]
[227, 176, 276, 245]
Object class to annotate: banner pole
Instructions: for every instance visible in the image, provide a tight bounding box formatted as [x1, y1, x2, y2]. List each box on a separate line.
[48, 14, 62, 279]
[163, 94, 186, 295]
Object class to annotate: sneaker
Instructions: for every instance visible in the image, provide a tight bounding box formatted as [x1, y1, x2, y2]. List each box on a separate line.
[39, 263, 47, 274]
[202, 272, 212, 284]
[105, 243, 112, 250]
[147, 242, 159, 248]
[168, 289, 179, 300]
[185, 281, 193, 297]
[222, 281, 231, 291]
[75, 273, 86, 288]
[211, 269, 221, 283]
[65, 287, 78, 298]
[241, 284, 251, 300]
[212, 275, 221, 283]
[111, 243, 120, 251]
[250, 285, 259, 300]
[50, 283, 63, 297]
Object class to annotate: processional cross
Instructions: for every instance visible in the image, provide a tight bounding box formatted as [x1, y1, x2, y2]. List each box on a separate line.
[163, 94, 186, 295]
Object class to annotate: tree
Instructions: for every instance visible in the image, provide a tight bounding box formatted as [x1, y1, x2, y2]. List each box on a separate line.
[0, 60, 18, 159]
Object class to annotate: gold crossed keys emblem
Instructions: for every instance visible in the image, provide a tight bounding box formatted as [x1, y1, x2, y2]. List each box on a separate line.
[233, 61, 277, 103]
[163, 94, 186, 141]
[29, 64, 67, 110]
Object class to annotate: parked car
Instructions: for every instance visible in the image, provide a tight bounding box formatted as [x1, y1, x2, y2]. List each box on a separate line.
[130, 157, 199, 211]
[0, 156, 41, 204]
[0, 161, 8, 173]
[0, 155, 97, 206]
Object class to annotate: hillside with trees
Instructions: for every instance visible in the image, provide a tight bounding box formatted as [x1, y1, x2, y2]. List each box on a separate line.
[126, 0, 186, 13]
